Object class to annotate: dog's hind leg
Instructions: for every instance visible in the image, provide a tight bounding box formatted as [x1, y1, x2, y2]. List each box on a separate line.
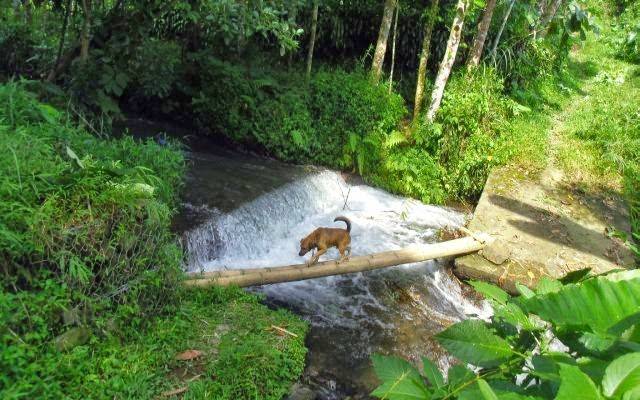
[337, 244, 350, 263]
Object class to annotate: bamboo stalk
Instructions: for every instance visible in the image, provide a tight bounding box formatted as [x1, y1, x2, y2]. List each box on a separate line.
[183, 236, 485, 288]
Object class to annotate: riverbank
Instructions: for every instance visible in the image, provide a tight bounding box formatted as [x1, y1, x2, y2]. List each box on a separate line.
[0, 82, 308, 399]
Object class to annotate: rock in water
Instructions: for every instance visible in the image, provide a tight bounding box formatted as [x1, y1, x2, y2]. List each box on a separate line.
[287, 383, 315, 400]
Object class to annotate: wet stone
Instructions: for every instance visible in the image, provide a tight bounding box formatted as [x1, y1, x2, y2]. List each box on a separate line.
[287, 383, 316, 400]
[481, 239, 510, 265]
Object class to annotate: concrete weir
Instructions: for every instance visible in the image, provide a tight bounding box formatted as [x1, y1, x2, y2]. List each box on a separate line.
[454, 166, 636, 294]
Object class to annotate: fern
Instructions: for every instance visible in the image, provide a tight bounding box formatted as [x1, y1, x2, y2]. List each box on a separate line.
[384, 130, 408, 149]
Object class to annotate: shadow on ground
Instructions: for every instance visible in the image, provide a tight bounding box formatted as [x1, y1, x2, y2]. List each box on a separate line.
[489, 190, 629, 265]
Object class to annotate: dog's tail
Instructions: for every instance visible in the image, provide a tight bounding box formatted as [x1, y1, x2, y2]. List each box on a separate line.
[334, 216, 351, 233]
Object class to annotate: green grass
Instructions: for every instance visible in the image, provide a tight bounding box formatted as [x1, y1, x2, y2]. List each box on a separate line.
[557, 46, 639, 186]
[0, 81, 309, 399]
[1, 282, 308, 399]
[552, 31, 640, 258]
[500, 78, 576, 174]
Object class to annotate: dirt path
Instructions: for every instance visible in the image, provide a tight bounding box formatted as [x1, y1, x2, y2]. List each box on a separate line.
[454, 70, 634, 293]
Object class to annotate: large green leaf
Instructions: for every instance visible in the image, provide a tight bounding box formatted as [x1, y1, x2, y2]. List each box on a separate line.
[371, 354, 431, 400]
[608, 312, 640, 336]
[493, 303, 536, 331]
[436, 319, 516, 367]
[469, 280, 510, 304]
[577, 356, 610, 384]
[602, 352, 640, 398]
[535, 277, 563, 295]
[578, 332, 616, 354]
[556, 364, 602, 400]
[477, 379, 499, 400]
[516, 282, 536, 299]
[447, 365, 475, 387]
[458, 379, 543, 400]
[521, 270, 640, 333]
[530, 355, 562, 382]
[422, 357, 444, 389]
[559, 268, 592, 284]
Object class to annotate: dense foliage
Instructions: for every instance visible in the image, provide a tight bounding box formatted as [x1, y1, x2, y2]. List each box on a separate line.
[190, 60, 406, 170]
[0, 80, 185, 310]
[0, 82, 308, 398]
[372, 269, 640, 399]
[609, 0, 640, 62]
[0, 0, 603, 203]
[1, 0, 639, 397]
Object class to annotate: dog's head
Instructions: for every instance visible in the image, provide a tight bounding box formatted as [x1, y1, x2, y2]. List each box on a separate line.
[299, 236, 314, 256]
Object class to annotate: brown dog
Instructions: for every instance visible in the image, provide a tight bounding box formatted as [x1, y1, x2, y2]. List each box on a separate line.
[299, 216, 352, 265]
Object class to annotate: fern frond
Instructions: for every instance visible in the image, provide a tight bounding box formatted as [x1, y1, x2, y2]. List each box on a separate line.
[384, 130, 408, 149]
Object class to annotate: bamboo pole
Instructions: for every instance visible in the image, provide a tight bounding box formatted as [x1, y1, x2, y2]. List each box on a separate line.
[184, 236, 486, 288]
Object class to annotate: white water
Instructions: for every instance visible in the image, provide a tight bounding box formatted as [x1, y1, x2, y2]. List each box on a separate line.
[182, 170, 490, 329]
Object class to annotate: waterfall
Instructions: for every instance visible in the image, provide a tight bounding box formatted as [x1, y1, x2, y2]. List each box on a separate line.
[181, 170, 488, 327]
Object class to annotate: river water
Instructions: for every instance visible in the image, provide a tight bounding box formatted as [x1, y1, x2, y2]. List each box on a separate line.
[118, 118, 488, 398]
[177, 148, 490, 399]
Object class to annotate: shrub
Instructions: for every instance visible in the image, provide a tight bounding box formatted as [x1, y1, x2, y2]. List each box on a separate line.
[128, 39, 182, 100]
[609, 1, 640, 63]
[424, 69, 509, 200]
[501, 41, 557, 93]
[372, 269, 640, 399]
[372, 147, 446, 204]
[0, 81, 185, 314]
[189, 57, 406, 170]
[190, 54, 257, 141]
[67, 51, 129, 122]
[309, 70, 406, 170]
[0, 18, 41, 79]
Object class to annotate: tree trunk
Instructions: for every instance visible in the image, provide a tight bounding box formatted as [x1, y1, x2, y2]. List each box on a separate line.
[534, 0, 546, 39]
[466, 0, 497, 68]
[388, 3, 399, 94]
[287, 5, 298, 68]
[426, 0, 469, 122]
[370, 0, 396, 84]
[305, 1, 319, 80]
[413, 0, 440, 120]
[490, 0, 515, 61]
[22, 0, 32, 24]
[12, 0, 20, 17]
[538, 0, 563, 38]
[184, 236, 485, 288]
[48, 0, 72, 82]
[80, 0, 91, 63]
[537, 0, 548, 19]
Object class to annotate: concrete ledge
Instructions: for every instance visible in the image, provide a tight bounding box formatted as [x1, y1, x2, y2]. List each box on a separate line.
[454, 166, 634, 293]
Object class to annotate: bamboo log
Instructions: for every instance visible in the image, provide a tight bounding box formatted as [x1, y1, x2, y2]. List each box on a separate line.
[183, 236, 486, 288]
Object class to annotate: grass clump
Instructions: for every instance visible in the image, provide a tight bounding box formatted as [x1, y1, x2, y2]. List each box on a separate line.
[555, 34, 640, 258]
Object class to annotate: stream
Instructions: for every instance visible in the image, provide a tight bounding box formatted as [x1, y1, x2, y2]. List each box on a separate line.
[121, 119, 490, 399]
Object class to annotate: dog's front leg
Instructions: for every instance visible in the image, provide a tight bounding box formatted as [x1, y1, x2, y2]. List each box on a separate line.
[309, 248, 326, 265]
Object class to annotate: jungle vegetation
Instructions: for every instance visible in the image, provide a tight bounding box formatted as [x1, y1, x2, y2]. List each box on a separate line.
[1, 0, 639, 398]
